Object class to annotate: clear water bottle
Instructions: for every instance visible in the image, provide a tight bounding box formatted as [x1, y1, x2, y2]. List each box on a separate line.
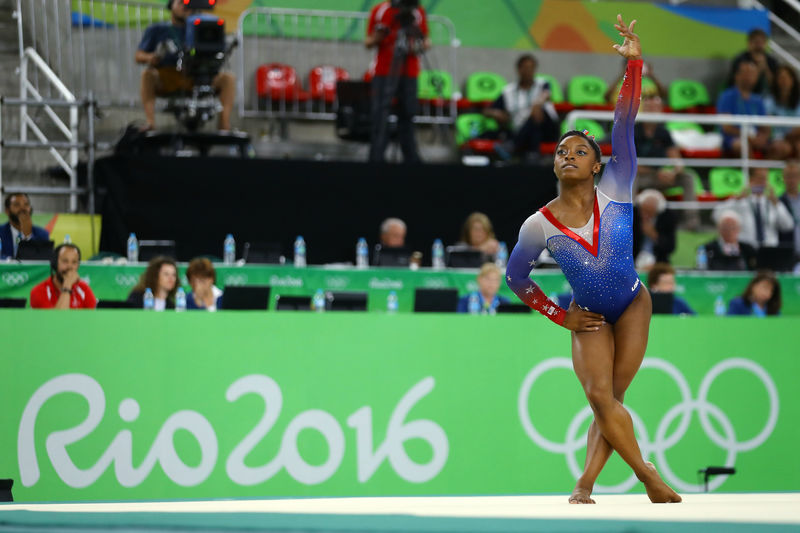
[696, 245, 708, 270]
[127, 233, 139, 263]
[386, 290, 399, 313]
[294, 236, 307, 268]
[495, 241, 508, 269]
[143, 287, 154, 310]
[63, 234, 72, 244]
[223, 234, 236, 265]
[312, 288, 325, 312]
[468, 292, 481, 315]
[175, 287, 187, 312]
[714, 295, 726, 316]
[432, 239, 445, 270]
[356, 237, 369, 269]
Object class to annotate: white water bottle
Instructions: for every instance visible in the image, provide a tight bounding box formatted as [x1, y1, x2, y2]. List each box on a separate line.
[432, 239, 445, 270]
[714, 295, 726, 316]
[468, 292, 481, 315]
[294, 236, 307, 268]
[63, 234, 72, 244]
[175, 287, 187, 312]
[127, 233, 139, 263]
[356, 237, 369, 268]
[312, 288, 325, 312]
[223, 234, 236, 265]
[495, 241, 508, 269]
[143, 287, 154, 310]
[696, 245, 708, 270]
[387, 290, 399, 313]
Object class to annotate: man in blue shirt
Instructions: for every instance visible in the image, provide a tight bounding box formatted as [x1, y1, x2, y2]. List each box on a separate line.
[135, 0, 235, 131]
[647, 263, 696, 316]
[716, 58, 770, 156]
[0, 193, 50, 259]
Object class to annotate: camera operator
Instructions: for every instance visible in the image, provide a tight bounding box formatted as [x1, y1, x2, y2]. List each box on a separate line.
[135, 0, 235, 131]
[365, 0, 431, 163]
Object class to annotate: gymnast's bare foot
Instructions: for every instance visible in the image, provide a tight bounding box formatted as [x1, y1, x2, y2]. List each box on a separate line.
[568, 486, 596, 504]
[641, 462, 682, 503]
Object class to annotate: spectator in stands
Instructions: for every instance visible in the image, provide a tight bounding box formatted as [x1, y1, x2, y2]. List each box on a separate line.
[778, 160, 800, 255]
[633, 189, 676, 267]
[456, 212, 500, 259]
[135, 0, 235, 131]
[605, 59, 667, 103]
[647, 262, 695, 315]
[727, 270, 782, 316]
[713, 167, 794, 249]
[764, 65, 800, 159]
[30, 244, 96, 309]
[483, 54, 559, 162]
[727, 28, 778, 95]
[365, 1, 430, 163]
[633, 86, 699, 228]
[379, 217, 407, 248]
[703, 210, 757, 271]
[457, 263, 509, 313]
[186, 258, 223, 311]
[127, 256, 178, 310]
[717, 58, 771, 157]
[1, 192, 50, 259]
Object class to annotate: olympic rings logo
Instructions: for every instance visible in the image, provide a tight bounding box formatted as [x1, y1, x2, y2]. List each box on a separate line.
[114, 274, 138, 287]
[518, 357, 779, 493]
[223, 274, 248, 286]
[2, 271, 30, 286]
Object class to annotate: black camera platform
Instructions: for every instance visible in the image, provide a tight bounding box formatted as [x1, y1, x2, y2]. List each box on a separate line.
[116, 128, 253, 159]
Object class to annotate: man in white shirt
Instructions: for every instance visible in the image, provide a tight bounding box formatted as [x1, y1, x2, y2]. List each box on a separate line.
[1, 193, 51, 259]
[484, 54, 558, 161]
[713, 167, 794, 248]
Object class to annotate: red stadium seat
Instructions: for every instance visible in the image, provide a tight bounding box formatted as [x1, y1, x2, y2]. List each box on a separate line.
[309, 66, 350, 103]
[256, 63, 309, 102]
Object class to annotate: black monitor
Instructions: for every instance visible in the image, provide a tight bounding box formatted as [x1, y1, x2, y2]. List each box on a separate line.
[651, 292, 675, 315]
[275, 295, 312, 311]
[413, 288, 458, 313]
[496, 303, 532, 314]
[0, 298, 26, 308]
[326, 291, 368, 312]
[373, 245, 411, 267]
[16, 239, 54, 260]
[243, 242, 283, 264]
[222, 285, 271, 310]
[139, 240, 177, 262]
[446, 249, 484, 268]
[96, 300, 138, 309]
[756, 246, 796, 272]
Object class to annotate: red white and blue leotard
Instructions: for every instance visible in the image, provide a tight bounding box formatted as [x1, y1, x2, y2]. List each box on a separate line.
[506, 60, 643, 325]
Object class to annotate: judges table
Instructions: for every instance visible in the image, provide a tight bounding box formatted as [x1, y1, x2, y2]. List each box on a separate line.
[2, 262, 799, 315]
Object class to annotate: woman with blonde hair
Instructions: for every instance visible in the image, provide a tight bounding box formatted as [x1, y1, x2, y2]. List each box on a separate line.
[458, 211, 500, 258]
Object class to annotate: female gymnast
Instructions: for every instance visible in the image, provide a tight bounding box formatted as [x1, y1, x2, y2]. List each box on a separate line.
[506, 15, 681, 504]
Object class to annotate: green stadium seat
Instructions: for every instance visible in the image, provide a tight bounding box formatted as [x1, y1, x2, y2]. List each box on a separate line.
[535, 73, 564, 104]
[455, 113, 499, 146]
[666, 121, 705, 134]
[418, 70, 454, 100]
[610, 77, 658, 103]
[668, 79, 711, 111]
[465, 72, 506, 103]
[567, 75, 608, 106]
[662, 168, 705, 199]
[769, 168, 786, 197]
[560, 118, 607, 141]
[709, 167, 745, 198]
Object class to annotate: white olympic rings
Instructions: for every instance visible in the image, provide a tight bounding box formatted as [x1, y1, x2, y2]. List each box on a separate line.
[518, 357, 779, 493]
[2, 271, 30, 286]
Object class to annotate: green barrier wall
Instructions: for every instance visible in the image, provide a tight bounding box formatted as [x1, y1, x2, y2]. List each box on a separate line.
[2, 263, 800, 315]
[1, 311, 797, 502]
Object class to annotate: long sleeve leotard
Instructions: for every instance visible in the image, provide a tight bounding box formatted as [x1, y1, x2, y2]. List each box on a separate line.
[506, 59, 643, 325]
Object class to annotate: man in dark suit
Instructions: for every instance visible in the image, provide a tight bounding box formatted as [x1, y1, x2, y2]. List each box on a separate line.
[1, 193, 50, 259]
[704, 210, 757, 271]
[778, 160, 799, 257]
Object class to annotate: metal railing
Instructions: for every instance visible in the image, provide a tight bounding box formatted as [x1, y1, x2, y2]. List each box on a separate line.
[236, 7, 459, 124]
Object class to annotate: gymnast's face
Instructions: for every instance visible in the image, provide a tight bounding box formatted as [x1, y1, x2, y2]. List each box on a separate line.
[554, 136, 601, 182]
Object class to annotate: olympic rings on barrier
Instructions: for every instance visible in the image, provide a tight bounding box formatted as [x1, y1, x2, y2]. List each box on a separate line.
[2, 271, 30, 286]
[114, 274, 139, 287]
[518, 357, 778, 493]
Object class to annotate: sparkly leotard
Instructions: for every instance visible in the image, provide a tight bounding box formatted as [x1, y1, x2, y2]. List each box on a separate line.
[506, 59, 642, 325]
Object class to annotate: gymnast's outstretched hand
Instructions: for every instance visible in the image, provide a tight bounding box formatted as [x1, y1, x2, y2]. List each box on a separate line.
[612, 14, 641, 61]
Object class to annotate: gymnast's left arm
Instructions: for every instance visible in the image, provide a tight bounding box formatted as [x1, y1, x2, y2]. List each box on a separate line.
[598, 15, 643, 203]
